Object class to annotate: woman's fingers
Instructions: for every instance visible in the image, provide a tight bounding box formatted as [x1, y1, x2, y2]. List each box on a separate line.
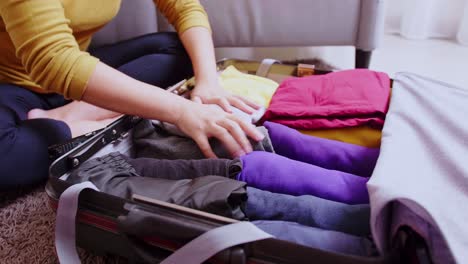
[192, 93, 261, 115]
[233, 95, 261, 110]
[229, 115, 264, 142]
[210, 125, 247, 157]
[227, 96, 255, 114]
[175, 100, 265, 159]
[200, 96, 232, 113]
[217, 119, 253, 153]
[192, 133, 218, 158]
[191, 96, 203, 104]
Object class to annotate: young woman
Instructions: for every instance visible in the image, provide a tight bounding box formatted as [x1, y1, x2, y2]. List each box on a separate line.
[0, 0, 263, 189]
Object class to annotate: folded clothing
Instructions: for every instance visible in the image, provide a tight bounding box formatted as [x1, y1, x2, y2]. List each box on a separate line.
[299, 126, 382, 148]
[125, 156, 241, 180]
[265, 121, 379, 177]
[238, 151, 369, 204]
[67, 152, 247, 220]
[133, 119, 274, 160]
[184, 65, 279, 108]
[368, 73, 468, 263]
[246, 187, 371, 236]
[77, 153, 370, 236]
[253, 220, 377, 257]
[219, 65, 279, 108]
[262, 69, 391, 129]
[390, 203, 454, 264]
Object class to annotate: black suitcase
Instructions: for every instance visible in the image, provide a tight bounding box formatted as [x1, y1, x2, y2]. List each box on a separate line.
[46, 59, 431, 264]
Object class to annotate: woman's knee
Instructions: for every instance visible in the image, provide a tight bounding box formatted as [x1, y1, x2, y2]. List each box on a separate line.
[118, 53, 193, 87]
[0, 84, 46, 119]
[0, 109, 71, 189]
[94, 32, 182, 52]
[133, 32, 185, 54]
[0, 131, 49, 188]
[90, 32, 187, 68]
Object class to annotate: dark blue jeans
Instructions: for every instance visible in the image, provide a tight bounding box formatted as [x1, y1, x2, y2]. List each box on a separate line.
[0, 32, 193, 190]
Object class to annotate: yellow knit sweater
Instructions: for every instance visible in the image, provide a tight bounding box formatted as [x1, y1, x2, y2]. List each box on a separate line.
[0, 0, 210, 100]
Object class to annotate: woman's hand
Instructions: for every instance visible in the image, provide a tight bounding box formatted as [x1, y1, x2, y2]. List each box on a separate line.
[81, 62, 262, 159]
[175, 100, 264, 158]
[190, 80, 260, 114]
[178, 27, 260, 115]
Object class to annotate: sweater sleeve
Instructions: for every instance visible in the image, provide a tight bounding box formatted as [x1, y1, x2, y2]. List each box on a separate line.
[0, 0, 99, 100]
[154, 0, 211, 34]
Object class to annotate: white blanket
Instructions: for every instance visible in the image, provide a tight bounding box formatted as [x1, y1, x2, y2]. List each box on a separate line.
[368, 72, 468, 264]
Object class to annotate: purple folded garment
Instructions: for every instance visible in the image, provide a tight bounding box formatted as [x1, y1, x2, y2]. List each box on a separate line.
[264, 121, 379, 177]
[238, 151, 369, 204]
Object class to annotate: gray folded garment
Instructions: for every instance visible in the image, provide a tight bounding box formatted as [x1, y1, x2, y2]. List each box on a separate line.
[125, 155, 242, 180]
[253, 220, 377, 257]
[67, 152, 247, 220]
[132, 119, 274, 159]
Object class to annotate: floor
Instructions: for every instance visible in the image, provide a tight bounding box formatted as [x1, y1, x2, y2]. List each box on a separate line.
[215, 34, 468, 89]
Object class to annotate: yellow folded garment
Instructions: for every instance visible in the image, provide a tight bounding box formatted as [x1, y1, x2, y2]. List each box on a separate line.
[219, 66, 279, 107]
[299, 126, 382, 148]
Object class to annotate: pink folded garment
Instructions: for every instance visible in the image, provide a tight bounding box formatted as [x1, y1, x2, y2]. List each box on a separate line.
[261, 69, 391, 129]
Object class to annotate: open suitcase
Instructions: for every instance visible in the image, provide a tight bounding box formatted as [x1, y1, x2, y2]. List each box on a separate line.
[46, 59, 438, 264]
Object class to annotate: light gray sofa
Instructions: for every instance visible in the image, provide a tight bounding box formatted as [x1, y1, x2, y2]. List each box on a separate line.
[91, 0, 386, 68]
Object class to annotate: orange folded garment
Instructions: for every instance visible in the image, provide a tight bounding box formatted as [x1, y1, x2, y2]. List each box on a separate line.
[299, 126, 382, 148]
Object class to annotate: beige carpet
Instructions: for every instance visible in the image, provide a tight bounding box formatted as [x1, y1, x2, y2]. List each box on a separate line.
[0, 185, 123, 264]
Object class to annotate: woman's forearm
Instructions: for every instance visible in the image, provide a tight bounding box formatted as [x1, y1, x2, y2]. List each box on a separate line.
[179, 27, 218, 85]
[81, 61, 263, 158]
[81, 62, 189, 123]
[178, 26, 260, 113]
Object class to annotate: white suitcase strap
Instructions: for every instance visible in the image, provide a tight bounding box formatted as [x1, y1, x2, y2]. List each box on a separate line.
[55, 182, 273, 264]
[55, 182, 98, 264]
